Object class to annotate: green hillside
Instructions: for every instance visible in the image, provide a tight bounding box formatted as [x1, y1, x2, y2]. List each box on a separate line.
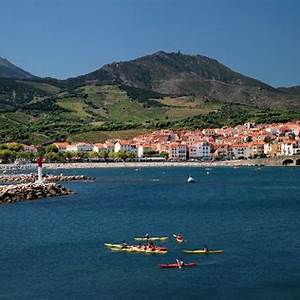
[0, 51, 299, 144]
[0, 82, 299, 144]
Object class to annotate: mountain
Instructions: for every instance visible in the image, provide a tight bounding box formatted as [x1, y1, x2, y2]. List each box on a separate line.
[278, 85, 300, 95]
[69, 51, 300, 110]
[0, 51, 300, 144]
[0, 57, 36, 80]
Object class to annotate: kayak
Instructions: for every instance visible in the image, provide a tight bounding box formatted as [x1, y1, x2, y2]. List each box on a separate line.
[183, 249, 224, 254]
[110, 247, 137, 253]
[134, 237, 168, 241]
[160, 262, 197, 269]
[104, 243, 124, 248]
[111, 247, 168, 254]
[105, 243, 168, 254]
[173, 234, 185, 243]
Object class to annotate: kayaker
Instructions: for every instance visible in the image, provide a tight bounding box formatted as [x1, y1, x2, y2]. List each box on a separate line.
[176, 234, 184, 242]
[122, 240, 128, 249]
[204, 245, 209, 252]
[176, 259, 184, 268]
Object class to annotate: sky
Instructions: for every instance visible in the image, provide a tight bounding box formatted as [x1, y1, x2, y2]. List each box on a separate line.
[0, 0, 299, 87]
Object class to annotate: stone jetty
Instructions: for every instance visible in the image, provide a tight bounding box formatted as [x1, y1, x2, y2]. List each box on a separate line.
[0, 174, 94, 184]
[0, 182, 74, 204]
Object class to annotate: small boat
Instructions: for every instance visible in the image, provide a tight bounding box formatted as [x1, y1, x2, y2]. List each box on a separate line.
[111, 246, 167, 254]
[187, 175, 195, 183]
[134, 236, 168, 241]
[160, 262, 197, 269]
[104, 243, 168, 254]
[183, 249, 224, 254]
[173, 234, 185, 243]
[104, 243, 123, 248]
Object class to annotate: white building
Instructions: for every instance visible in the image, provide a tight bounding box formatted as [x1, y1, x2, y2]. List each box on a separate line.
[168, 143, 187, 160]
[114, 141, 137, 154]
[281, 143, 297, 156]
[188, 142, 211, 160]
[230, 144, 251, 159]
[66, 143, 93, 152]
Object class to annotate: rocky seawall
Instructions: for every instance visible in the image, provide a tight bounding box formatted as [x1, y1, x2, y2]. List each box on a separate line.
[0, 174, 94, 184]
[0, 182, 74, 204]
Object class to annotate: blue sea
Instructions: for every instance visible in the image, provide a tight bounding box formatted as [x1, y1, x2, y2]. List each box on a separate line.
[1, 167, 300, 299]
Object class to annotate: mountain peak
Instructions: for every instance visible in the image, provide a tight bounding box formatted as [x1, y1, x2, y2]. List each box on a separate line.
[0, 56, 36, 79]
[84, 50, 273, 94]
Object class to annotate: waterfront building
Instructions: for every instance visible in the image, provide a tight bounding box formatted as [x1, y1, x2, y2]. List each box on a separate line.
[66, 143, 93, 152]
[188, 142, 211, 160]
[114, 141, 137, 154]
[249, 142, 265, 157]
[230, 144, 251, 159]
[168, 143, 187, 160]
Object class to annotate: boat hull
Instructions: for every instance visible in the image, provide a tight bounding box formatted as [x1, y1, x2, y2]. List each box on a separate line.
[105, 243, 168, 254]
[183, 249, 224, 254]
[134, 237, 168, 241]
[160, 262, 197, 269]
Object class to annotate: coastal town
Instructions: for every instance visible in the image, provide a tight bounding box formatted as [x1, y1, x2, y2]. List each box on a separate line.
[1, 120, 300, 164]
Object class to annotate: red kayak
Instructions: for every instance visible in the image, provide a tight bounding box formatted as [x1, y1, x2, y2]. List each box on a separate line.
[173, 234, 185, 243]
[160, 262, 197, 269]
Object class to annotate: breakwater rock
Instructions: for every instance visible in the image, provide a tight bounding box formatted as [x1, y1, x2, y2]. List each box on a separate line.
[0, 174, 94, 184]
[0, 182, 74, 204]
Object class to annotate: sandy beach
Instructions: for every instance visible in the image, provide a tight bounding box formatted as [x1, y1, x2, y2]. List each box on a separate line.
[0, 159, 273, 171]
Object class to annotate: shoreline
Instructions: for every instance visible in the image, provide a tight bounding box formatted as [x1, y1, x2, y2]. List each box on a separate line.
[0, 159, 297, 170]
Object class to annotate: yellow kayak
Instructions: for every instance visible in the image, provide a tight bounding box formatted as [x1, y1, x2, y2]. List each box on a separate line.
[111, 247, 137, 253]
[110, 246, 167, 254]
[183, 249, 224, 254]
[105, 243, 168, 254]
[134, 237, 168, 241]
[104, 243, 123, 248]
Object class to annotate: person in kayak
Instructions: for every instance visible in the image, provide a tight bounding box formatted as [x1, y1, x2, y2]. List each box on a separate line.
[176, 258, 184, 268]
[203, 245, 209, 252]
[148, 242, 154, 249]
[122, 240, 128, 249]
[176, 234, 184, 242]
[145, 233, 150, 241]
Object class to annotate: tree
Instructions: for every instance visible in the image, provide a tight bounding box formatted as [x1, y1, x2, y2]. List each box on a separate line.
[87, 151, 99, 159]
[159, 151, 169, 159]
[0, 150, 16, 163]
[44, 152, 65, 162]
[63, 151, 75, 161]
[16, 151, 35, 161]
[0, 144, 8, 150]
[6, 143, 24, 152]
[98, 151, 109, 159]
[45, 144, 59, 153]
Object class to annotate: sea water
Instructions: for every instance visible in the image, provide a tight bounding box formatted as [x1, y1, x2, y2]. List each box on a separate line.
[0, 167, 300, 299]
